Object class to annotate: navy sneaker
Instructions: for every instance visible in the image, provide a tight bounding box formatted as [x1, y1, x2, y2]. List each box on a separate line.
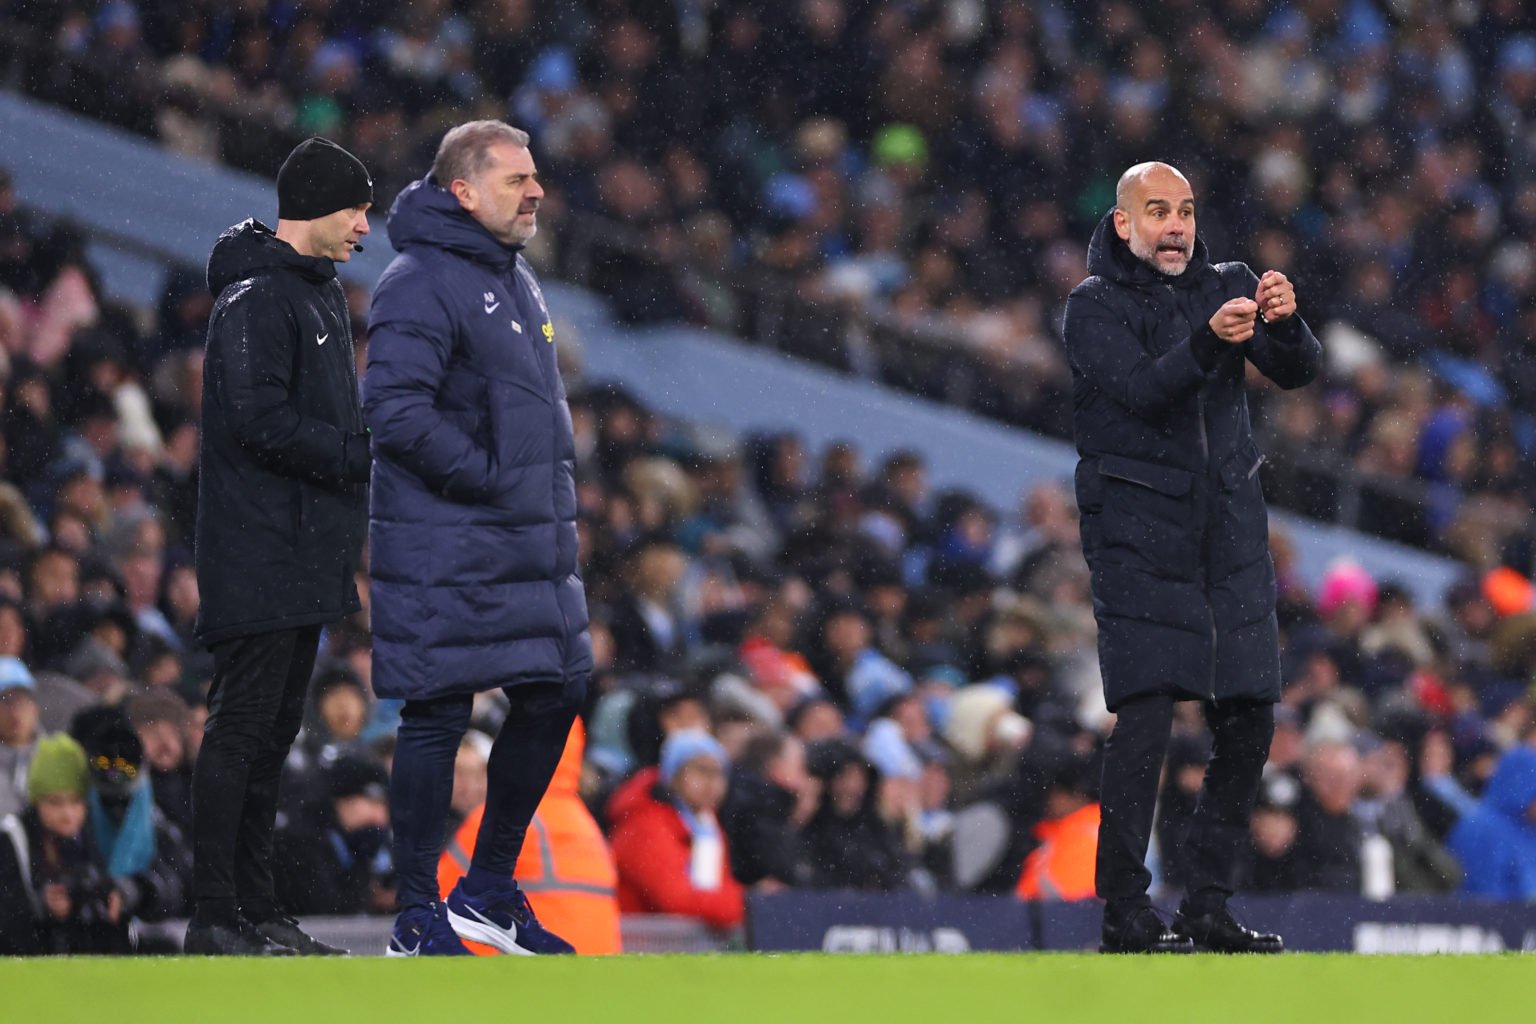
[445, 880, 575, 956]
[385, 902, 473, 957]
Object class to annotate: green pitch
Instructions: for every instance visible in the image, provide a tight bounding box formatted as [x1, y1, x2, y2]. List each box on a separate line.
[2, 953, 1528, 1023]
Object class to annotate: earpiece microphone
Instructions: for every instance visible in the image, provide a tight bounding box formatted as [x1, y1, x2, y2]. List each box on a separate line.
[353, 243, 365, 253]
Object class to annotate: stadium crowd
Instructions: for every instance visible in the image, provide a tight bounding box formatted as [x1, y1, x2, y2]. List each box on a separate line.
[8, 1, 1536, 560]
[3, 0, 1536, 953]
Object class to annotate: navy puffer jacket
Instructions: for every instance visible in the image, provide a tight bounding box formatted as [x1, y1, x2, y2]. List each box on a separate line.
[364, 178, 592, 701]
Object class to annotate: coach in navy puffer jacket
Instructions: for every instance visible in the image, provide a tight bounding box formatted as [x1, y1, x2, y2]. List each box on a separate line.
[366, 125, 594, 941]
[364, 168, 592, 703]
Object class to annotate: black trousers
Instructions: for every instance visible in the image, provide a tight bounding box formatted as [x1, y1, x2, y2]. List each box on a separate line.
[390, 683, 578, 910]
[192, 624, 322, 922]
[1095, 694, 1274, 922]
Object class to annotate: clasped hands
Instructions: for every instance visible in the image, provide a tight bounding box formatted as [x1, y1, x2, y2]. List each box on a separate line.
[1209, 270, 1297, 343]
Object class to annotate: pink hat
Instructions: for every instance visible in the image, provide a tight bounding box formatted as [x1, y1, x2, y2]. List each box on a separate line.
[1316, 559, 1378, 619]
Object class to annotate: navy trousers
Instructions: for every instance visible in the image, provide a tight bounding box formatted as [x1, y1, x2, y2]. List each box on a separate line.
[390, 683, 578, 909]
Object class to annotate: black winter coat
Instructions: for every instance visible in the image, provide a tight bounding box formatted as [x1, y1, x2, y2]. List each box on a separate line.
[1063, 210, 1321, 710]
[720, 771, 815, 886]
[195, 221, 370, 646]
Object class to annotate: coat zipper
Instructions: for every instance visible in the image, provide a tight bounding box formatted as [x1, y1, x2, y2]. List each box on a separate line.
[512, 261, 574, 670]
[1171, 284, 1218, 700]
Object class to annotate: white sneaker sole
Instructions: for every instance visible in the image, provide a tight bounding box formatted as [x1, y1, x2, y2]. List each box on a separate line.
[446, 906, 536, 956]
[384, 945, 415, 958]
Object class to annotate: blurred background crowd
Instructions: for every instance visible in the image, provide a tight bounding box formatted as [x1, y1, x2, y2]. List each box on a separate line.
[4, 0, 1536, 954]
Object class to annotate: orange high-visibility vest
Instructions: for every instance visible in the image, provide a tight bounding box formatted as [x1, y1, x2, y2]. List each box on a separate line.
[439, 718, 622, 954]
[1016, 802, 1101, 902]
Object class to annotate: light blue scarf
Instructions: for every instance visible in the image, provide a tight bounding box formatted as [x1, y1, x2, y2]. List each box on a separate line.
[88, 782, 158, 879]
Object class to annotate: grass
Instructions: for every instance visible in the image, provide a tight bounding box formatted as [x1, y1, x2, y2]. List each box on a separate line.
[2, 952, 1530, 1023]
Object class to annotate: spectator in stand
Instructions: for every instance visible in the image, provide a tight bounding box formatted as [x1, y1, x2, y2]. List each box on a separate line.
[812, 599, 912, 729]
[0, 656, 42, 821]
[72, 710, 190, 924]
[1242, 771, 1306, 894]
[720, 730, 817, 889]
[1292, 739, 1366, 893]
[273, 754, 394, 917]
[608, 729, 743, 930]
[1356, 731, 1462, 893]
[800, 737, 911, 892]
[125, 689, 193, 834]
[1448, 744, 1536, 900]
[608, 537, 688, 674]
[0, 734, 128, 954]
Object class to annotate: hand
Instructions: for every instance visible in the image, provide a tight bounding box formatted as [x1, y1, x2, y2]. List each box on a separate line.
[1257, 270, 1297, 322]
[44, 883, 71, 921]
[1420, 730, 1453, 780]
[1209, 298, 1259, 343]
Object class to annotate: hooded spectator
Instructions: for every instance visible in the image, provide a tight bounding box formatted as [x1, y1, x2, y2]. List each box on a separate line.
[800, 737, 911, 891]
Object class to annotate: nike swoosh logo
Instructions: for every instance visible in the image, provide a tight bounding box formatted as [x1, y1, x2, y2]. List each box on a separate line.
[485, 300, 500, 314]
[467, 904, 516, 938]
[316, 334, 328, 345]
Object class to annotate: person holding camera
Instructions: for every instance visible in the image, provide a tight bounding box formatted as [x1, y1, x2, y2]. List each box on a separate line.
[0, 734, 128, 955]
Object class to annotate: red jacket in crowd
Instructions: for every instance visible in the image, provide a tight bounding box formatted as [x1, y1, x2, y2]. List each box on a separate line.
[607, 767, 744, 929]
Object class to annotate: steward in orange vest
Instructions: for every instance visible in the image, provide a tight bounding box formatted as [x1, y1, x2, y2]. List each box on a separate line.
[439, 719, 621, 954]
[1017, 759, 1101, 902]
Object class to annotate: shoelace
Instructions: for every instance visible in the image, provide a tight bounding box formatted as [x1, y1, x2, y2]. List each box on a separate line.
[486, 888, 534, 924]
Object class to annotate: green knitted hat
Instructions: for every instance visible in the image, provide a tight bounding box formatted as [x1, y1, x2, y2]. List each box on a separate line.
[26, 734, 89, 803]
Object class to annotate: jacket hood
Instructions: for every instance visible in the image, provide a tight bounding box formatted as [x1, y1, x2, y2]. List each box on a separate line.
[1085, 207, 1211, 290]
[386, 176, 521, 269]
[207, 219, 336, 296]
[606, 766, 665, 827]
[1482, 745, 1536, 823]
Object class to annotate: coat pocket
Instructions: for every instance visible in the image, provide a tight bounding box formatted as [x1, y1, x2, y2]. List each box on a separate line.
[1217, 439, 1265, 492]
[1086, 454, 1198, 580]
[1211, 439, 1271, 571]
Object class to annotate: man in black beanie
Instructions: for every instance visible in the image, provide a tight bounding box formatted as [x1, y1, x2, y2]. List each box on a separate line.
[186, 137, 374, 956]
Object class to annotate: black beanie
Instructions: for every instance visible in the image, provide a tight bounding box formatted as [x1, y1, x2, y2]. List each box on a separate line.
[277, 137, 374, 221]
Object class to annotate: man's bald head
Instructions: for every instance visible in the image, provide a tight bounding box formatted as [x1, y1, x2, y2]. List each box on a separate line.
[1113, 162, 1196, 277]
[1115, 162, 1192, 212]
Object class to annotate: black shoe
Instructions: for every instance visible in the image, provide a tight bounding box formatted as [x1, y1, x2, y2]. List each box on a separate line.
[249, 913, 348, 956]
[184, 916, 298, 956]
[1100, 907, 1196, 954]
[1173, 905, 1284, 954]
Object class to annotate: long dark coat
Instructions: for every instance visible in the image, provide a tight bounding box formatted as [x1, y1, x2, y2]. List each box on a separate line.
[1062, 210, 1322, 710]
[195, 221, 370, 647]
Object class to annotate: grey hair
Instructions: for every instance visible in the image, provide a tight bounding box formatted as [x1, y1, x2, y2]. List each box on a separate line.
[431, 121, 531, 187]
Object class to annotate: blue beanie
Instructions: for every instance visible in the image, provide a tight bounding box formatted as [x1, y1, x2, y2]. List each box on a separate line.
[862, 719, 921, 781]
[660, 730, 728, 785]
